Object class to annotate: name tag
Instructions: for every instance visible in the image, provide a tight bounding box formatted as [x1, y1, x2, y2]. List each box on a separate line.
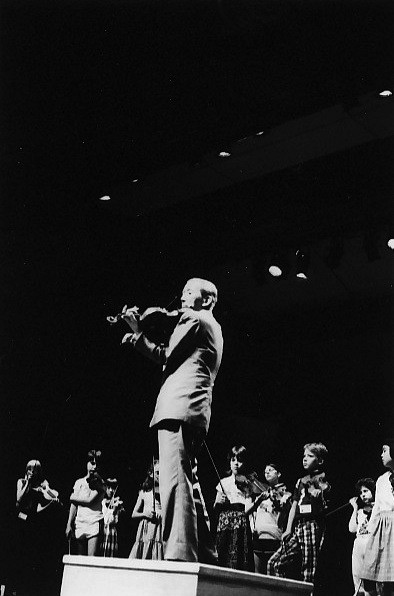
[18, 512, 27, 521]
[299, 504, 312, 514]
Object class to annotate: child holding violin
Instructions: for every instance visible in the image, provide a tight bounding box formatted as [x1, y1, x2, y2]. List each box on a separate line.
[214, 445, 254, 571]
[129, 460, 164, 560]
[101, 478, 125, 557]
[16, 459, 60, 519]
[267, 442, 330, 585]
[13, 459, 60, 593]
[249, 463, 292, 574]
[348, 478, 376, 596]
[65, 449, 105, 556]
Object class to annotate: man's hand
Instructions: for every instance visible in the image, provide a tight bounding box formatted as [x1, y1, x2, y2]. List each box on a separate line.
[121, 305, 140, 333]
[349, 496, 358, 509]
[121, 333, 134, 344]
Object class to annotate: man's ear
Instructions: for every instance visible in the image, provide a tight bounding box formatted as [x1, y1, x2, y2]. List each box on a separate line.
[202, 295, 213, 308]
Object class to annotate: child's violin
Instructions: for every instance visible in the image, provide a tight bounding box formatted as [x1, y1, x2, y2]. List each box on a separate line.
[235, 471, 270, 499]
[33, 484, 63, 506]
[87, 471, 106, 491]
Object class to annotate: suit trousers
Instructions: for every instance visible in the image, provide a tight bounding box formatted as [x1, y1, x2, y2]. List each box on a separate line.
[157, 420, 217, 563]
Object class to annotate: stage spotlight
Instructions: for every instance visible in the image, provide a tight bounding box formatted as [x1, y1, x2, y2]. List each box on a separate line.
[268, 264, 282, 277]
[388, 238, 394, 250]
[295, 248, 310, 279]
[99, 195, 111, 201]
[363, 230, 380, 262]
[268, 252, 289, 279]
[218, 151, 231, 157]
[379, 90, 392, 97]
[325, 238, 344, 269]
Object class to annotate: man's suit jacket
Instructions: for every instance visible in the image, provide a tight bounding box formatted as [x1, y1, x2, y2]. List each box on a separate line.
[133, 308, 223, 432]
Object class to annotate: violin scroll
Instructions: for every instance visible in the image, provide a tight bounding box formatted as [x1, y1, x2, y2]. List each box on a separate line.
[87, 471, 106, 491]
[107, 306, 140, 325]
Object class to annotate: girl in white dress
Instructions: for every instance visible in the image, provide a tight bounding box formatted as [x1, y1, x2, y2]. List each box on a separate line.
[362, 440, 394, 596]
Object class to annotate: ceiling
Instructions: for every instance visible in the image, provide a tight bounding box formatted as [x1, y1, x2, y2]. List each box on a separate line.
[2, 0, 393, 322]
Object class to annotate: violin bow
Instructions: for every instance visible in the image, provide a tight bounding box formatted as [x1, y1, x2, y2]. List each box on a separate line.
[103, 483, 119, 557]
[152, 455, 156, 516]
[203, 441, 227, 496]
[164, 295, 178, 310]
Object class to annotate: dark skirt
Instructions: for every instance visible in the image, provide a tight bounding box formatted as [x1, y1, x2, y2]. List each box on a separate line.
[216, 505, 254, 571]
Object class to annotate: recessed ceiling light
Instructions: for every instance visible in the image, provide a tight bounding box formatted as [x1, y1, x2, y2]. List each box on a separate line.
[99, 195, 111, 201]
[268, 265, 282, 277]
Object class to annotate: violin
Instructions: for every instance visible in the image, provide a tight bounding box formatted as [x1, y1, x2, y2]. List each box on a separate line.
[30, 484, 63, 510]
[107, 306, 183, 343]
[33, 485, 60, 502]
[105, 495, 123, 510]
[235, 471, 270, 499]
[87, 471, 106, 491]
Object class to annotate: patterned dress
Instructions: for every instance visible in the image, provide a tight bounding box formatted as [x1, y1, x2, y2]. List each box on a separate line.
[215, 475, 254, 571]
[101, 498, 124, 557]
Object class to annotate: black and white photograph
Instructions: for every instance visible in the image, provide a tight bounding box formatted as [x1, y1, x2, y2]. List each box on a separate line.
[1, 1, 393, 595]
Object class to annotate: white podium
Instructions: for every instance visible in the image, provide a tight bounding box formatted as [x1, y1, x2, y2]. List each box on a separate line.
[61, 555, 312, 596]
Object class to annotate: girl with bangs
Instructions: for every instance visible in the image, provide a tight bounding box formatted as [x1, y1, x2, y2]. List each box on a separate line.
[214, 445, 254, 570]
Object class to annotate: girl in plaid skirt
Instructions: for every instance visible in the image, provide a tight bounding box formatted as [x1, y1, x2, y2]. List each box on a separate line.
[362, 440, 394, 596]
[101, 479, 125, 557]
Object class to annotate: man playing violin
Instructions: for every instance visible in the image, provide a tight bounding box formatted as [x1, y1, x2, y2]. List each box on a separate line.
[121, 278, 223, 563]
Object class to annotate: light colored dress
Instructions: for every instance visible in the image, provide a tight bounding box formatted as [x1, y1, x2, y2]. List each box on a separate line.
[362, 471, 394, 582]
[351, 507, 373, 593]
[129, 490, 163, 560]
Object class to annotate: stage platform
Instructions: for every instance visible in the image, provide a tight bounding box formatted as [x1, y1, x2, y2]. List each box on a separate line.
[61, 555, 312, 596]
